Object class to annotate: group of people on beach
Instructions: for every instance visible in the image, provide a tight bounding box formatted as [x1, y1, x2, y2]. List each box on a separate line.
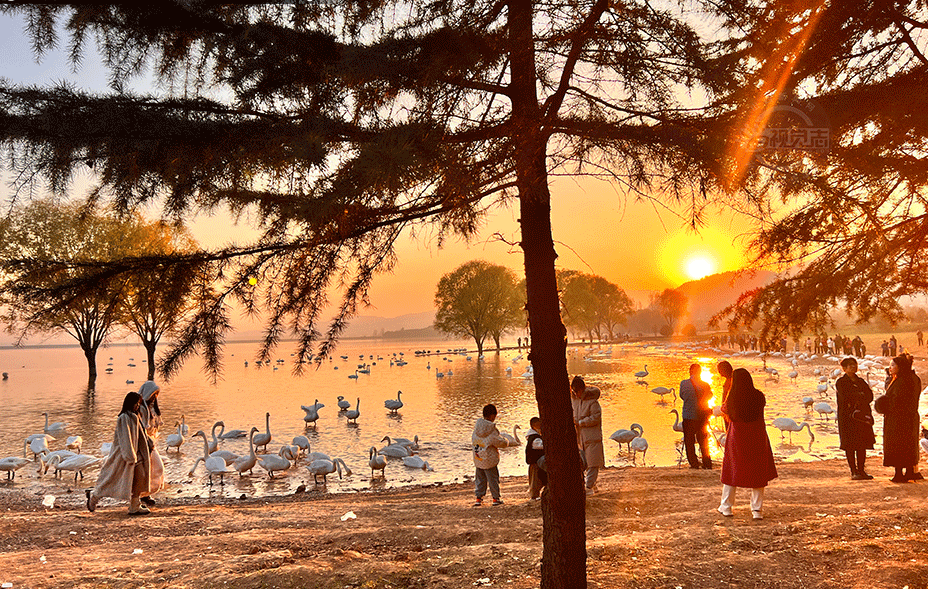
[471, 351, 925, 520]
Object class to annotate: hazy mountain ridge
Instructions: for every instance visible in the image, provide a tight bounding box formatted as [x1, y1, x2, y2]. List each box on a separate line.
[676, 269, 778, 325]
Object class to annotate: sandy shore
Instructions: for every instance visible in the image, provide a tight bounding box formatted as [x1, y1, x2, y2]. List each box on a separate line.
[2, 458, 928, 588]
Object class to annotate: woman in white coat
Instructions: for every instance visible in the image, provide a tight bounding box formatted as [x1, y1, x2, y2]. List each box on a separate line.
[86, 392, 152, 515]
[571, 375, 605, 493]
[138, 381, 164, 507]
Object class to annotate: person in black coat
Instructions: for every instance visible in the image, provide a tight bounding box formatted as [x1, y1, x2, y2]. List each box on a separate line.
[875, 354, 922, 482]
[525, 416, 546, 500]
[835, 357, 876, 480]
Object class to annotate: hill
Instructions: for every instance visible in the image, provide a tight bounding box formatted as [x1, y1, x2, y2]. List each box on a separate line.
[676, 269, 777, 327]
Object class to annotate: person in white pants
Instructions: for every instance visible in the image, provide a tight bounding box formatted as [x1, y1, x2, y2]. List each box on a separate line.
[717, 368, 778, 520]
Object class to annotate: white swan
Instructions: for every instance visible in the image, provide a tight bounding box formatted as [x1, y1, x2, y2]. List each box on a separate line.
[345, 398, 361, 424]
[651, 387, 676, 402]
[669, 409, 684, 433]
[253, 412, 273, 452]
[499, 425, 521, 447]
[634, 365, 649, 379]
[66, 435, 83, 453]
[610, 424, 643, 453]
[42, 412, 68, 432]
[208, 421, 224, 453]
[630, 435, 649, 463]
[307, 457, 351, 484]
[402, 455, 432, 470]
[384, 391, 404, 414]
[337, 395, 351, 410]
[179, 415, 189, 436]
[813, 402, 835, 420]
[392, 435, 419, 450]
[300, 401, 324, 428]
[209, 450, 239, 465]
[29, 436, 50, 461]
[257, 447, 293, 478]
[44, 454, 100, 482]
[368, 447, 387, 478]
[165, 422, 185, 452]
[291, 435, 310, 456]
[232, 427, 260, 477]
[771, 418, 815, 443]
[219, 427, 248, 439]
[39, 450, 77, 476]
[23, 433, 55, 457]
[379, 437, 413, 457]
[190, 430, 232, 485]
[0, 457, 30, 479]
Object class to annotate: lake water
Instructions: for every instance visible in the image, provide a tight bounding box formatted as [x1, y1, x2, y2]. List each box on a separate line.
[1, 337, 923, 503]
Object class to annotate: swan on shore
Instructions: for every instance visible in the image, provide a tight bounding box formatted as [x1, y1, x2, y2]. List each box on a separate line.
[771, 418, 815, 443]
[630, 436, 649, 463]
[307, 457, 351, 484]
[0, 457, 30, 479]
[65, 436, 83, 453]
[44, 454, 100, 482]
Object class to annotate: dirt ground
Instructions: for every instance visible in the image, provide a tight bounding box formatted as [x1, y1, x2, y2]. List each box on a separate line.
[2, 458, 928, 589]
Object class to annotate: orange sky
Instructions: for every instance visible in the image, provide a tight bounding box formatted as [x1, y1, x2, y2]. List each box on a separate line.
[189, 174, 755, 319]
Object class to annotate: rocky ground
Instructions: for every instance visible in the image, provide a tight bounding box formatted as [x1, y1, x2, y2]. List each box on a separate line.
[2, 458, 927, 588]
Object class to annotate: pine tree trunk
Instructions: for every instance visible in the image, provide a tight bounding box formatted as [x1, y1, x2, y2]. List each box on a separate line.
[509, 3, 587, 586]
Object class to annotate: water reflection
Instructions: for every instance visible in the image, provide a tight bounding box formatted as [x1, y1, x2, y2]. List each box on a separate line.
[0, 339, 922, 501]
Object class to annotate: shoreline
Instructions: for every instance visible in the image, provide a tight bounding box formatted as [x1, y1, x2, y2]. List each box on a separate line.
[3, 458, 928, 588]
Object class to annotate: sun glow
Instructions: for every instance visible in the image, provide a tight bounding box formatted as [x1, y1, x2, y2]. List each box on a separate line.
[684, 254, 717, 281]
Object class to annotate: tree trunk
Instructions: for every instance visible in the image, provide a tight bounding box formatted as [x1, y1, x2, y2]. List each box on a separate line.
[82, 343, 98, 389]
[509, 2, 587, 586]
[144, 339, 157, 381]
[493, 334, 501, 350]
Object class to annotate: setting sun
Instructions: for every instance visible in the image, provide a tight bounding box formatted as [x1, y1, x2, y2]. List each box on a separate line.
[685, 254, 717, 280]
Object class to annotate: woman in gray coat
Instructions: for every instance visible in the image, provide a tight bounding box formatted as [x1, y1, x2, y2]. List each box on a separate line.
[571, 375, 605, 493]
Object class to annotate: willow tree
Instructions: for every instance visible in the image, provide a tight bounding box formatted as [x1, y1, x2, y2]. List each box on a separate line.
[2, 2, 927, 586]
[434, 260, 524, 354]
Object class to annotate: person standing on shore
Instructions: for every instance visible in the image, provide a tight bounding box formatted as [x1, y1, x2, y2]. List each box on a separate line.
[835, 357, 876, 480]
[472, 404, 509, 506]
[679, 363, 713, 469]
[86, 392, 152, 515]
[716, 360, 734, 430]
[571, 375, 605, 494]
[138, 381, 164, 508]
[875, 354, 922, 483]
[718, 368, 777, 520]
[525, 416, 546, 500]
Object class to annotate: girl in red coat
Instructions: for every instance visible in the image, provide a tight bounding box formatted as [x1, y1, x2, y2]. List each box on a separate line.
[718, 368, 778, 520]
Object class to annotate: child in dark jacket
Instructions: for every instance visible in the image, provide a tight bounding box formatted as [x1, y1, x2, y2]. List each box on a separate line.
[525, 416, 546, 500]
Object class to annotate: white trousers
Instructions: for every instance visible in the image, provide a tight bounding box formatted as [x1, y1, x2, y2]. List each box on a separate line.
[720, 484, 764, 512]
